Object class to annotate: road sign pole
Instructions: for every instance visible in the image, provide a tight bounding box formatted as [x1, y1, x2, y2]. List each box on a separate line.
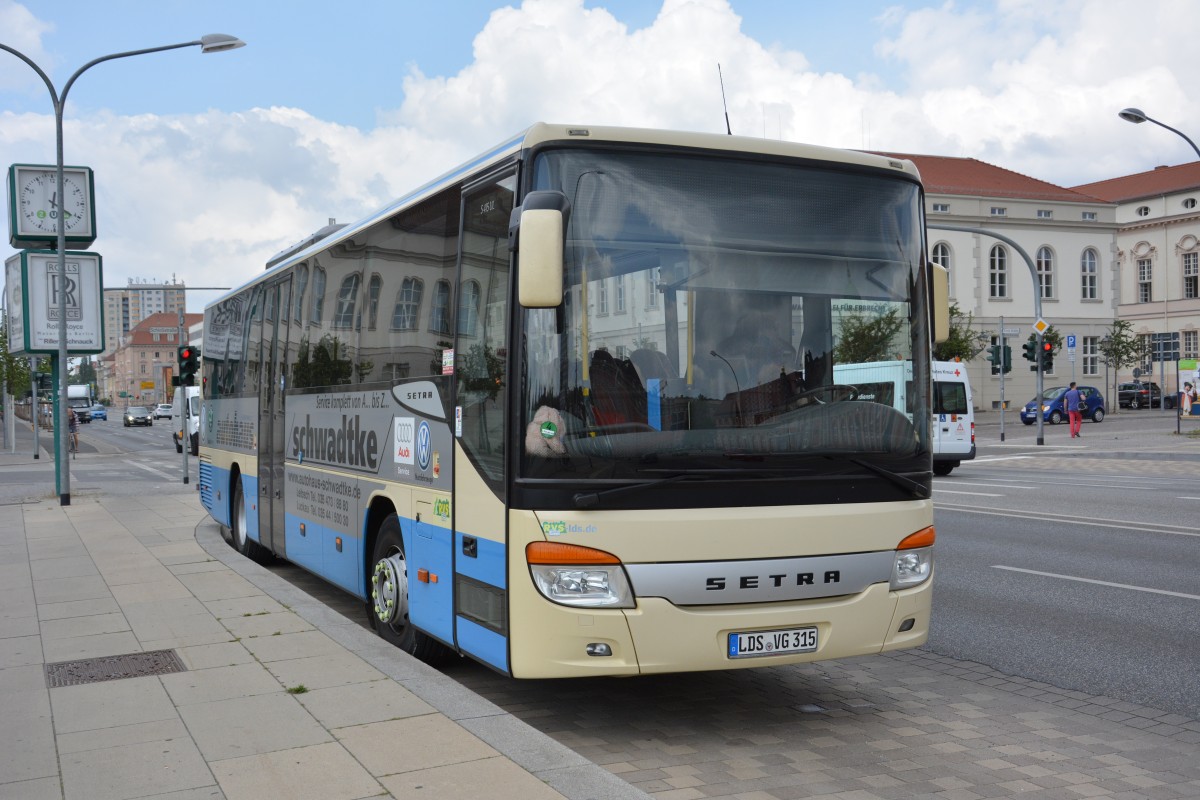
[999, 316, 1006, 442]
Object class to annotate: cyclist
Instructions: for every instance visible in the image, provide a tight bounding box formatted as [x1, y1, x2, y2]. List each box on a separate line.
[67, 407, 79, 452]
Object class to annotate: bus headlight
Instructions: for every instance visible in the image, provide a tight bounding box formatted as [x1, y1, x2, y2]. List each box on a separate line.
[526, 541, 635, 608]
[891, 527, 935, 590]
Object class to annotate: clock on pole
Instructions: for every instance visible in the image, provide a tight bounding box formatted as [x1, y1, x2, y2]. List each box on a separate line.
[7, 163, 97, 250]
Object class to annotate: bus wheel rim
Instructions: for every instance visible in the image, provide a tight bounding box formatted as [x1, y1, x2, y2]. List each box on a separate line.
[371, 554, 408, 626]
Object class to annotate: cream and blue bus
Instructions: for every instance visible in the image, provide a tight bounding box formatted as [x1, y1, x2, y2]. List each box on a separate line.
[199, 123, 948, 678]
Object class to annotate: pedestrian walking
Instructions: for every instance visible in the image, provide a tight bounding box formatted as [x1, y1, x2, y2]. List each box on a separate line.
[1064, 381, 1083, 439]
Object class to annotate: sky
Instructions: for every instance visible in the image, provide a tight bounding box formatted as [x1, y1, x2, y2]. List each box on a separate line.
[2, 0, 1198, 313]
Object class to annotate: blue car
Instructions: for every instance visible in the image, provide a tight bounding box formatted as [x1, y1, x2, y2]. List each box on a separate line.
[1020, 385, 1105, 425]
[90, 403, 108, 421]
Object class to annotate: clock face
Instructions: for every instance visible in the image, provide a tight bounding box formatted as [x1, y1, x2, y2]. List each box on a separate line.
[19, 171, 89, 234]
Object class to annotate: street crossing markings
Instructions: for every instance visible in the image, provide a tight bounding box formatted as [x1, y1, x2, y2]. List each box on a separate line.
[993, 565, 1200, 602]
[123, 459, 173, 480]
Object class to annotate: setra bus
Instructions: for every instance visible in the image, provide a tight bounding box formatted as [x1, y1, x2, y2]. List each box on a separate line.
[199, 123, 949, 678]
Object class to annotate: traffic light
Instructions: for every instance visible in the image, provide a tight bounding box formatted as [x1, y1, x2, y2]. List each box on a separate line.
[988, 345, 1001, 375]
[1002, 345, 1012, 374]
[35, 373, 53, 395]
[178, 344, 201, 386]
[1022, 339, 1038, 364]
[1040, 341, 1054, 372]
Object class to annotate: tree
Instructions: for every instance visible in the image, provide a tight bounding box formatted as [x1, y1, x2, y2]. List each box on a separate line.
[1098, 319, 1144, 407]
[932, 302, 990, 362]
[0, 316, 33, 399]
[834, 307, 905, 364]
[291, 334, 353, 389]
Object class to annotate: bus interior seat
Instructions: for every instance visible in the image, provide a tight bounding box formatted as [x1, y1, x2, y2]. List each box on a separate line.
[630, 348, 676, 386]
[588, 350, 647, 426]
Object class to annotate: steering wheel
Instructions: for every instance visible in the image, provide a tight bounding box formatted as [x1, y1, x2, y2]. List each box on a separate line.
[796, 384, 859, 404]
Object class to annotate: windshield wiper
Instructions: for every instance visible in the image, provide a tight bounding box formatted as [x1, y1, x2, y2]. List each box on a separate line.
[572, 474, 692, 508]
[824, 456, 930, 499]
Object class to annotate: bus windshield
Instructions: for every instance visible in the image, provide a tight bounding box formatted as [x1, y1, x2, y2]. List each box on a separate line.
[520, 148, 931, 487]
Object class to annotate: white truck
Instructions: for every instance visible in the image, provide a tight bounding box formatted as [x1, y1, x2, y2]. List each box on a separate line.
[67, 384, 94, 424]
[832, 359, 975, 475]
[171, 386, 201, 455]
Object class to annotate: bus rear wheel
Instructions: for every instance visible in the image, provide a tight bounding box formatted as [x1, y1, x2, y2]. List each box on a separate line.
[368, 515, 451, 665]
[230, 477, 266, 561]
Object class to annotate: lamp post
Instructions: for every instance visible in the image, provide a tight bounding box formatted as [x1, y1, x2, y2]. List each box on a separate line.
[0, 34, 244, 505]
[1118, 108, 1200, 160]
[1118, 107, 1199, 407]
[1100, 335, 1112, 414]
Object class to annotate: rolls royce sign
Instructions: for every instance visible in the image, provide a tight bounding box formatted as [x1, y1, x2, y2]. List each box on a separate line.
[3, 250, 105, 355]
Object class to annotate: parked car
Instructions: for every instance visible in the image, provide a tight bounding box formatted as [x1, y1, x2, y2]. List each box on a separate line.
[1117, 381, 1174, 409]
[90, 403, 107, 421]
[123, 406, 153, 427]
[1020, 385, 1105, 425]
[154, 403, 174, 419]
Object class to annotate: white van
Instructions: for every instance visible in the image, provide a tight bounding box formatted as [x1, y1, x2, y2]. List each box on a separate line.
[832, 359, 975, 475]
[930, 360, 975, 475]
[171, 386, 200, 455]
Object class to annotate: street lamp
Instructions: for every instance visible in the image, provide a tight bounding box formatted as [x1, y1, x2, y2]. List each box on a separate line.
[0, 34, 245, 505]
[1117, 108, 1200, 160]
[1100, 335, 1112, 414]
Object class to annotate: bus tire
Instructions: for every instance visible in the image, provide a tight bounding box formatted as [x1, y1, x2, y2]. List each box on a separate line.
[368, 514, 451, 665]
[230, 477, 266, 561]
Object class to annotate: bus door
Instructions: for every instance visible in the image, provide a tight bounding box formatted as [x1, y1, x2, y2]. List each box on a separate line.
[257, 277, 292, 555]
[450, 172, 515, 673]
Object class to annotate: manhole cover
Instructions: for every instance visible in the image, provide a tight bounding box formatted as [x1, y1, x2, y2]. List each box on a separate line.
[45, 649, 187, 688]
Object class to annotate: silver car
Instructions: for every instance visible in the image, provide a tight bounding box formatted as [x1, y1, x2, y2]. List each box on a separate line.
[123, 406, 153, 427]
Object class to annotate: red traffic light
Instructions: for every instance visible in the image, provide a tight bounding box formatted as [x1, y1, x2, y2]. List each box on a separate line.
[1041, 342, 1052, 352]
[180, 347, 195, 360]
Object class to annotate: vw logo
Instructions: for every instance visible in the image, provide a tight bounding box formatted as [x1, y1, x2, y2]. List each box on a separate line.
[416, 421, 432, 471]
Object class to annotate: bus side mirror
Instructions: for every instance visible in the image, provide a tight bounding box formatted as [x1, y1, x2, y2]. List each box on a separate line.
[930, 262, 950, 344]
[511, 190, 569, 308]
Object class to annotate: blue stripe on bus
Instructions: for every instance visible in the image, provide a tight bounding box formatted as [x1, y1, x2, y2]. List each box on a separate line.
[455, 616, 508, 673]
[454, 533, 507, 588]
[202, 464, 231, 527]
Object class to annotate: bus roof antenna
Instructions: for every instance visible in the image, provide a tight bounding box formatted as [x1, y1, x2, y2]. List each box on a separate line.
[718, 63, 732, 135]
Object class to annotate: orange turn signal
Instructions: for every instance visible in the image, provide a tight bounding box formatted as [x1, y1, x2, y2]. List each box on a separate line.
[897, 526, 935, 550]
[526, 541, 621, 565]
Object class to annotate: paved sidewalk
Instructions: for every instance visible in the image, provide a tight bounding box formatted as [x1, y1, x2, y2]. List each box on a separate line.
[0, 436, 645, 799]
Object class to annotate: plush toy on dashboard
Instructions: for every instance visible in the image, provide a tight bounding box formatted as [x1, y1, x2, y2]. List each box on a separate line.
[525, 405, 567, 457]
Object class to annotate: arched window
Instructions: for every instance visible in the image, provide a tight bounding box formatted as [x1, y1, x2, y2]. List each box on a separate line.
[391, 277, 423, 330]
[931, 242, 952, 294]
[1036, 246, 1055, 299]
[1080, 249, 1098, 300]
[309, 265, 326, 324]
[293, 264, 308, 324]
[989, 245, 1008, 298]
[333, 273, 362, 329]
[367, 274, 382, 330]
[429, 280, 452, 335]
[457, 280, 481, 337]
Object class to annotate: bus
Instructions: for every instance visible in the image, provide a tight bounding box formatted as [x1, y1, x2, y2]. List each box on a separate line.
[199, 123, 949, 678]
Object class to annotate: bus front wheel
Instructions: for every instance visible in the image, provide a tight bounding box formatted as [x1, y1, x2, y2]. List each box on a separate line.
[368, 515, 451, 665]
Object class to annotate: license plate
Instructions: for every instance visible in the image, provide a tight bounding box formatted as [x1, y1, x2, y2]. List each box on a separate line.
[727, 626, 818, 659]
